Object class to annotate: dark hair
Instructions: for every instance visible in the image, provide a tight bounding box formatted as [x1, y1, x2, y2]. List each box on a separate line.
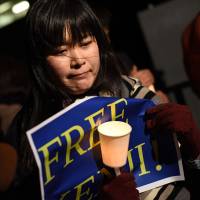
[18, 0, 124, 169]
[89, 2, 112, 31]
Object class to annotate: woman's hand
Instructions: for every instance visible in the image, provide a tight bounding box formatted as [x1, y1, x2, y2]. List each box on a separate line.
[146, 103, 200, 159]
[100, 172, 140, 200]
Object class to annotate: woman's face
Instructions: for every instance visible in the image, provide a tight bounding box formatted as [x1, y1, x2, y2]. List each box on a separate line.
[46, 31, 100, 95]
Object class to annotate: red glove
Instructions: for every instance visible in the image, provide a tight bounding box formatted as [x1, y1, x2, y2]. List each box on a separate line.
[100, 172, 139, 200]
[146, 103, 200, 159]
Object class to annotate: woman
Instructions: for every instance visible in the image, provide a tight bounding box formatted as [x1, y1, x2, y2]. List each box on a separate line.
[3, 0, 156, 199]
[2, 0, 199, 199]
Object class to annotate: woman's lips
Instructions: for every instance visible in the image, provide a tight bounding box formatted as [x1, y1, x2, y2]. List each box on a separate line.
[69, 71, 90, 80]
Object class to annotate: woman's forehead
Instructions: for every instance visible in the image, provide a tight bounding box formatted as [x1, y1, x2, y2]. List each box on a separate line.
[64, 28, 71, 43]
[64, 26, 94, 44]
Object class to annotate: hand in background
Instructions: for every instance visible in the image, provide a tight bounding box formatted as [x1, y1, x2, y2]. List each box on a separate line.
[155, 90, 170, 103]
[130, 66, 155, 88]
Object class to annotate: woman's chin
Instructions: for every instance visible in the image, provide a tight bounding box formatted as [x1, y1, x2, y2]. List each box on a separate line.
[64, 78, 96, 96]
[68, 86, 91, 96]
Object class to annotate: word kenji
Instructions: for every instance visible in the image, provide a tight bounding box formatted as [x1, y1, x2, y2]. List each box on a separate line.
[57, 143, 150, 200]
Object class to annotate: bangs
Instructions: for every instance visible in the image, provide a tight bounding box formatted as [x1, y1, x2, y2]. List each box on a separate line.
[29, 0, 100, 56]
[56, 0, 101, 49]
[64, 17, 96, 47]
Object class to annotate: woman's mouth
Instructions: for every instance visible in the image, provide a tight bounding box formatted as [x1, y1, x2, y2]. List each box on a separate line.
[69, 71, 90, 80]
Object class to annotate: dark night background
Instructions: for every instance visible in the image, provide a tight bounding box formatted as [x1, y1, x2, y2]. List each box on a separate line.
[0, 0, 170, 70]
[0, 0, 200, 130]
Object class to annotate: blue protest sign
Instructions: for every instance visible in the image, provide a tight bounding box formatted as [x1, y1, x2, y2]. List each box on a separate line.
[27, 96, 184, 200]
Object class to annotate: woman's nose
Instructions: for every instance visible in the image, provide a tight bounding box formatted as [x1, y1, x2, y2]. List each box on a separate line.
[68, 46, 84, 59]
[69, 48, 86, 69]
[70, 58, 85, 69]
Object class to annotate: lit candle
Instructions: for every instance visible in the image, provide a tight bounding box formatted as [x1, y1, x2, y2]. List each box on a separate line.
[98, 121, 132, 176]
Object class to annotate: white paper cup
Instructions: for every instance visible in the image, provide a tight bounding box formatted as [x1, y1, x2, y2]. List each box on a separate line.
[98, 121, 132, 168]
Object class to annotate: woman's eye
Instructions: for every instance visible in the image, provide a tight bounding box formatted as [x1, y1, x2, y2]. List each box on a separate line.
[57, 49, 67, 55]
[80, 40, 91, 47]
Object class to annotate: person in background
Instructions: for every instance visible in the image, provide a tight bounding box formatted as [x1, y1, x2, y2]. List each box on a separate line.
[90, 2, 169, 104]
[116, 52, 170, 103]
[0, 118, 17, 192]
[180, 11, 200, 199]
[0, 55, 30, 197]
[182, 11, 200, 98]
[0, 55, 30, 134]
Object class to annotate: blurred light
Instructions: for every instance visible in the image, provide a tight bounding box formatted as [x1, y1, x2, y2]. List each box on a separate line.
[12, 1, 29, 14]
[0, 1, 12, 14]
[0, 13, 15, 28]
[0, 1, 30, 29]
